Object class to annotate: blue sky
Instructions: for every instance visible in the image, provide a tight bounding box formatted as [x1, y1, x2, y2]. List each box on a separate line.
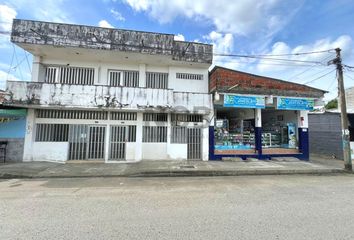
[1, 0, 354, 100]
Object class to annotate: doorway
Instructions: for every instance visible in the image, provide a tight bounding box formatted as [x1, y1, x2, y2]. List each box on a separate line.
[187, 128, 202, 160]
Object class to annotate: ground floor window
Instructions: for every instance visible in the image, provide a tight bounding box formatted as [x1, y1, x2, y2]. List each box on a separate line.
[261, 109, 299, 154]
[214, 108, 256, 155]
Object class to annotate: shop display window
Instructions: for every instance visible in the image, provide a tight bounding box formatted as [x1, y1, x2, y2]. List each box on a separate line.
[214, 108, 256, 154]
[261, 109, 298, 149]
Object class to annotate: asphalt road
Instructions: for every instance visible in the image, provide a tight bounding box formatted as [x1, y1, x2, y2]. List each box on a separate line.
[1, 175, 354, 240]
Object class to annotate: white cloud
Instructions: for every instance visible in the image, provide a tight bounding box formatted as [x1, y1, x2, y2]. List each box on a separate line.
[8, 0, 70, 23]
[123, 0, 303, 38]
[174, 34, 185, 41]
[0, 69, 22, 90]
[0, 4, 17, 31]
[202, 31, 242, 70]
[110, 9, 125, 21]
[257, 35, 353, 73]
[98, 20, 114, 28]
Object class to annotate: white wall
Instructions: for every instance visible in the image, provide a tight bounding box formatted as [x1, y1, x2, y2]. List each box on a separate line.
[39, 58, 209, 93]
[168, 66, 208, 93]
[32, 142, 69, 162]
[142, 143, 168, 160]
[167, 144, 187, 160]
[126, 142, 136, 161]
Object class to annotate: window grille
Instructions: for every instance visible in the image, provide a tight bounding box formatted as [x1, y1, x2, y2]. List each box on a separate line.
[45, 66, 94, 85]
[176, 73, 203, 80]
[36, 109, 108, 120]
[109, 70, 139, 87]
[110, 112, 137, 121]
[142, 126, 167, 142]
[143, 113, 168, 122]
[171, 114, 203, 122]
[35, 124, 69, 142]
[171, 126, 187, 143]
[127, 125, 136, 142]
[146, 72, 168, 89]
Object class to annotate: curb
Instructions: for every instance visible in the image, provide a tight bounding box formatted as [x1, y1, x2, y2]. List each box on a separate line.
[0, 168, 349, 179]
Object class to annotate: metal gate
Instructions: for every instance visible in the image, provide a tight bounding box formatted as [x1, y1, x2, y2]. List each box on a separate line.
[109, 126, 126, 161]
[88, 126, 106, 160]
[187, 128, 202, 160]
[68, 125, 106, 160]
[68, 125, 88, 160]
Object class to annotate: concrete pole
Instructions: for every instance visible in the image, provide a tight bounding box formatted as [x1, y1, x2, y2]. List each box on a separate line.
[335, 48, 352, 171]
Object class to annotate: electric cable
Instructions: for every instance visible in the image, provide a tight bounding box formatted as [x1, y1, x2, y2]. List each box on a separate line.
[303, 69, 336, 85]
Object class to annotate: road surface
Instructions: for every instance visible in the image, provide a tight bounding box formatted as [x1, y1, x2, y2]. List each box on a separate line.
[1, 175, 354, 239]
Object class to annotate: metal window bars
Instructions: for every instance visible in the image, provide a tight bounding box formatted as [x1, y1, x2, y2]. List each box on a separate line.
[176, 73, 203, 80]
[146, 72, 168, 89]
[45, 66, 94, 85]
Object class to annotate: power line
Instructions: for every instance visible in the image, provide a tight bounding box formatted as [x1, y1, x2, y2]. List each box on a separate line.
[214, 48, 335, 57]
[287, 54, 334, 81]
[303, 69, 336, 85]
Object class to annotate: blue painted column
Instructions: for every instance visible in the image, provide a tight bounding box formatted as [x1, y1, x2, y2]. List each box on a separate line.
[297, 110, 310, 160]
[255, 108, 263, 158]
[255, 127, 262, 157]
[209, 126, 219, 160]
[298, 128, 309, 160]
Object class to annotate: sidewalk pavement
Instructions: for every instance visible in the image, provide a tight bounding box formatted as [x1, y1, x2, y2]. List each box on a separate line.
[0, 154, 350, 179]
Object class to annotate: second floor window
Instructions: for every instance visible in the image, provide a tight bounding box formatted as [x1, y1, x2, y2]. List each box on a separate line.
[45, 66, 95, 85]
[109, 70, 139, 87]
[146, 72, 168, 89]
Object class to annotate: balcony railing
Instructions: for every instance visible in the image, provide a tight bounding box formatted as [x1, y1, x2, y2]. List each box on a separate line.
[5, 81, 212, 114]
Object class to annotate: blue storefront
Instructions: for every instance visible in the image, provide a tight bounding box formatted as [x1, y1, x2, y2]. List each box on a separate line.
[209, 94, 317, 161]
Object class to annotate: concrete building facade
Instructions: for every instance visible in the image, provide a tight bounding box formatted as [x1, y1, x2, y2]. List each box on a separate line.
[4, 19, 213, 162]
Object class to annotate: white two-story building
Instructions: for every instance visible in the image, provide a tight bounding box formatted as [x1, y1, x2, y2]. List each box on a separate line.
[5, 19, 213, 162]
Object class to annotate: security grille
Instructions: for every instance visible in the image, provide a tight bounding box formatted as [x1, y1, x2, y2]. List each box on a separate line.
[88, 126, 106, 160]
[109, 126, 126, 160]
[143, 113, 168, 122]
[109, 70, 139, 87]
[187, 128, 202, 160]
[146, 72, 168, 89]
[45, 66, 94, 85]
[143, 126, 167, 142]
[176, 73, 203, 80]
[68, 125, 88, 160]
[171, 126, 187, 143]
[127, 126, 137, 142]
[36, 109, 108, 120]
[110, 112, 137, 121]
[35, 124, 69, 142]
[171, 114, 203, 122]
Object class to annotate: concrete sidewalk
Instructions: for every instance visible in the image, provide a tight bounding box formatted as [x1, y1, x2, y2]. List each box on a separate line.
[0, 155, 349, 179]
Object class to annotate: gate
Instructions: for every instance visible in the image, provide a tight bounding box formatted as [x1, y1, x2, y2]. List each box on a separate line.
[68, 125, 106, 160]
[109, 126, 126, 161]
[68, 125, 88, 160]
[88, 126, 106, 160]
[187, 128, 202, 160]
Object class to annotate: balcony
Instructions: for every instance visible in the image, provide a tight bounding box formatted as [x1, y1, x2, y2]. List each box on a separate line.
[4, 81, 212, 114]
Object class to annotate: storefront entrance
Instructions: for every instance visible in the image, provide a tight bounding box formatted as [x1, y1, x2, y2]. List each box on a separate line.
[261, 109, 299, 154]
[214, 107, 256, 155]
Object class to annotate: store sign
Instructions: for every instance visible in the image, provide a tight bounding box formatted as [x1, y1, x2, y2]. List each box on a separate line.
[277, 97, 314, 110]
[0, 109, 27, 117]
[223, 95, 265, 108]
[350, 142, 354, 160]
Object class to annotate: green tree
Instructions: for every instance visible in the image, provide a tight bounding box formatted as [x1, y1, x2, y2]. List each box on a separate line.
[325, 98, 338, 109]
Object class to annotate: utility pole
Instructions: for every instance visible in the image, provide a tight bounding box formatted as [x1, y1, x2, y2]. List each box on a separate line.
[333, 48, 352, 171]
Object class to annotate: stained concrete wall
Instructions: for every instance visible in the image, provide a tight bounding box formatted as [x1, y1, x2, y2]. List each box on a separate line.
[0, 138, 24, 162]
[308, 113, 343, 159]
[5, 81, 212, 114]
[11, 19, 212, 64]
